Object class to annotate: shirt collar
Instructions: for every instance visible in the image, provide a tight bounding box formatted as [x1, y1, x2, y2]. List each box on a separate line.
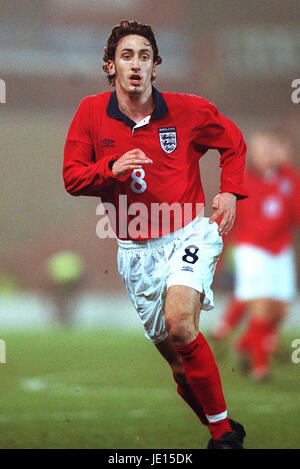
[106, 86, 169, 128]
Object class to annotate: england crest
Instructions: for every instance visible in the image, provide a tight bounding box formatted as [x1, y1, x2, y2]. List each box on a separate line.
[158, 127, 177, 154]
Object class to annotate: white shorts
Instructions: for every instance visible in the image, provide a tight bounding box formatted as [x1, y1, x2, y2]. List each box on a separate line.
[233, 244, 297, 303]
[117, 216, 223, 344]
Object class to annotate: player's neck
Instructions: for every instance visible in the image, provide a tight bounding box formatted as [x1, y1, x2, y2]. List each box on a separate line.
[116, 84, 154, 123]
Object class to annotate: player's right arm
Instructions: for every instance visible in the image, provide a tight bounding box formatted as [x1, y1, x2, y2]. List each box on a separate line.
[63, 98, 116, 197]
[63, 98, 151, 197]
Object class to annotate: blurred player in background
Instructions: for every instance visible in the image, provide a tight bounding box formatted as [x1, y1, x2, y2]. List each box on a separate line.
[63, 20, 248, 448]
[44, 250, 85, 326]
[211, 129, 300, 380]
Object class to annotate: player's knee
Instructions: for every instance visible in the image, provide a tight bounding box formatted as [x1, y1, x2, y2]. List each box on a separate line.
[166, 317, 196, 347]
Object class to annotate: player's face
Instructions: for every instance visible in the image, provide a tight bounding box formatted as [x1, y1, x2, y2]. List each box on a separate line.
[248, 134, 279, 174]
[108, 34, 157, 97]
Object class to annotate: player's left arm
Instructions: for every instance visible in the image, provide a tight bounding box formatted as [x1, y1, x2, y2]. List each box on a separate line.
[194, 99, 248, 235]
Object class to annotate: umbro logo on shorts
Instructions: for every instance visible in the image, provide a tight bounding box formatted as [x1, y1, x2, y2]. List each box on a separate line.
[181, 265, 194, 272]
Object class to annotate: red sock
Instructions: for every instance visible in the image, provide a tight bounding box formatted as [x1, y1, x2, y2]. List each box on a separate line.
[235, 322, 254, 355]
[225, 298, 246, 329]
[236, 316, 274, 376]
[250, 317, 274, 375]
[176, 332, 232, 440]
[176, 382, 208, 426]
[212, 298, 246, 339]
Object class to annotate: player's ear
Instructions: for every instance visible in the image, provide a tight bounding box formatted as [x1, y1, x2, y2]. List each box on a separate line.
[152, 62, 158, 80]
[107, 60, 115, 76]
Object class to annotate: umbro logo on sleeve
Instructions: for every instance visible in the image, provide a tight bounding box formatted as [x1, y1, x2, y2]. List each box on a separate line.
[101, 138, 115, 147]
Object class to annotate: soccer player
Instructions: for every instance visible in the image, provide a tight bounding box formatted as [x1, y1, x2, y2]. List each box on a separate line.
[63, 20, 248, 448]
[211, 130, 300, 379]
[44, 250, 85, 326]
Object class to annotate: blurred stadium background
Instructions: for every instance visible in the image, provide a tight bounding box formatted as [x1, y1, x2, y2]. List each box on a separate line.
[0, 0, 299, 449]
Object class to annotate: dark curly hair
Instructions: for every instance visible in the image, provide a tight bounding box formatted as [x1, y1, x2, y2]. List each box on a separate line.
[102, 20, 162, 86]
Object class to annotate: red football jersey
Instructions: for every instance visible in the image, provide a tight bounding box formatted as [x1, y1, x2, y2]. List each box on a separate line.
[63, 88, 247, 240]
[231, 164, 300, 254]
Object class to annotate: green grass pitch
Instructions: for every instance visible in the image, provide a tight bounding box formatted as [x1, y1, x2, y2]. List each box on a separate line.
[0, 328, 299, 449]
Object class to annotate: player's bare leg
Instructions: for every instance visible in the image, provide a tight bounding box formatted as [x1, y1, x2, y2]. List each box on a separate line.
[164, 285, 202, 347]
[163, 285, 245, 447]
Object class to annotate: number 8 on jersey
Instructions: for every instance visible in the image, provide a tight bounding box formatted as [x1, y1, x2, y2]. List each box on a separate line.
[130, 168, 147, 194]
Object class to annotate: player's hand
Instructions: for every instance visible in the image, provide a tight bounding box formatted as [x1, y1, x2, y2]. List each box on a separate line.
[112, 149, 153, 177]
[209, 192, 236, 235]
